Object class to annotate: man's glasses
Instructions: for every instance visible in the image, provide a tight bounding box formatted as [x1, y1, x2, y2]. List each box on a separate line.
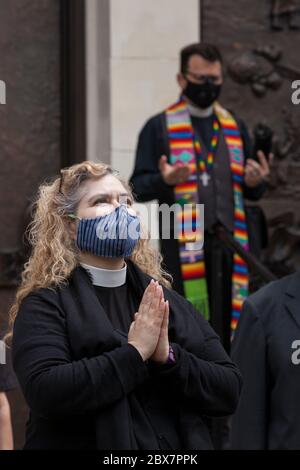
[184, 71, 222, 84]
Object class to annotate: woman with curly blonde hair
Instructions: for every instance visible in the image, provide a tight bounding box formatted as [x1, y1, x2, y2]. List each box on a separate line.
[10, 160, 241, 450]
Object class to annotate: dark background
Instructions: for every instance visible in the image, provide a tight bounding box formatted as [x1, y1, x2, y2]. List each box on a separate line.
[0, 0, 86, 449]
[203, 0, 300, 277]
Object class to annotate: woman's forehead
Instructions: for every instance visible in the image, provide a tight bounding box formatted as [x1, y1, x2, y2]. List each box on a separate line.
[82, 174, 126, 197]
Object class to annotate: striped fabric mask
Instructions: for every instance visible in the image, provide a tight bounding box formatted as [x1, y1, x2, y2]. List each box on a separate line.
[69, 204, 141, 258]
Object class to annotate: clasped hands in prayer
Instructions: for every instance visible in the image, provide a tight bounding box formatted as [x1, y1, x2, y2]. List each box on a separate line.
[128, 279, 170, 364]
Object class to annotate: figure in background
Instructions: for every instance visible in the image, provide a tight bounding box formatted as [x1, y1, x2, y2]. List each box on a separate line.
[130, 43, 272, 354]
[231, 270, 300, 449]
[0, 343, 17, 450]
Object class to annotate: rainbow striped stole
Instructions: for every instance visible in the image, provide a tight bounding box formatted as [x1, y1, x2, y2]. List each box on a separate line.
[215, 103, 249, 337]
[166, 100, 209, 320]
[165, 99, 249, 337]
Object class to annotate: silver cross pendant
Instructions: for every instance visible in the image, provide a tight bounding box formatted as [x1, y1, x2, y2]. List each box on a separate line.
[200, 172, 210, 187]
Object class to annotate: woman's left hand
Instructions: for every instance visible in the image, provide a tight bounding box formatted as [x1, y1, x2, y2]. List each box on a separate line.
[134, 283, 170, 364]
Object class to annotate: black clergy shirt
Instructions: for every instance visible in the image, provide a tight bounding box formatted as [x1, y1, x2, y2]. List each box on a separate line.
[92, 275, 182, 450]
[94, 283, 136, 333]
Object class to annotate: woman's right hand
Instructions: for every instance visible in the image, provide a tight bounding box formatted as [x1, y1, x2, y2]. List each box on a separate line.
[128, 279, 165, 361]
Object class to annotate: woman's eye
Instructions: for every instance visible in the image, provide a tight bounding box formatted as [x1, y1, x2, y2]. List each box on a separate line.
[92, 198, 133, 206]
[93, 199, 108, 206]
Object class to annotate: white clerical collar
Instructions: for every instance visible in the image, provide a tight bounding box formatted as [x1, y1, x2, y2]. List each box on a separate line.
[80, 262, 127, 287]
[186, 102, 214, 118]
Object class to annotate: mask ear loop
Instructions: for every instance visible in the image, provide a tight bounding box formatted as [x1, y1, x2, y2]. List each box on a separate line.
[67, 214, 82, 221]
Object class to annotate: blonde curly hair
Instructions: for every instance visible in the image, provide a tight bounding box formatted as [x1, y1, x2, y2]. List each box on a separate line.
[7, 161, 172, 338]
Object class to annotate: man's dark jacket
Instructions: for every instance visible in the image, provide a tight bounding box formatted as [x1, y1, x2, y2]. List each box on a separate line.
[231, 271, 300, 449]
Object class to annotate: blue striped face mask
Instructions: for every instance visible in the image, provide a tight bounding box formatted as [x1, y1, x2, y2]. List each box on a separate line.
[68, 204, 141, 258]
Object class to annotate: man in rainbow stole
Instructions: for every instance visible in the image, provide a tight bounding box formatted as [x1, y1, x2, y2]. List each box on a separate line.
[130, 43, 271, 352]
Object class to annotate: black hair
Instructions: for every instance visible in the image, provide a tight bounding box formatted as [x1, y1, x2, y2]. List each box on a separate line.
[180, 43, 223, 74]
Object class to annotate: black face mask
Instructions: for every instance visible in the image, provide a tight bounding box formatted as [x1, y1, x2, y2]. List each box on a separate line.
[183, 79, 222, 109]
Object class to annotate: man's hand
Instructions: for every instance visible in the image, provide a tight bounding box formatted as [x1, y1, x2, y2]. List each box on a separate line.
[244, 151, 273, 188]
[159, 155, 191, 186]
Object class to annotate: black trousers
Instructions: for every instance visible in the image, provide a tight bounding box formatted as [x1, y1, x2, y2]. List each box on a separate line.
[204, 230, 233, 354]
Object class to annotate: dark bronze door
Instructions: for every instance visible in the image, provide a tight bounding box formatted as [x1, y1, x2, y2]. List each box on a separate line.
[0, 0, 86, 448]
[202, 0, 300, 277]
